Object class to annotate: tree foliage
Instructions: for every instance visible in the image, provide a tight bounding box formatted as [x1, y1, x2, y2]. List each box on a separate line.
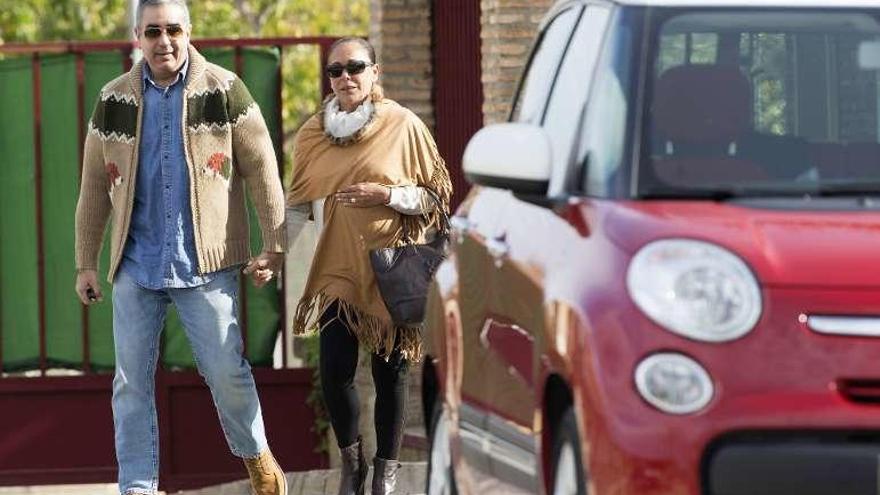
[190, 1, 369, 180]
[0, 0, 369, 180]
[0, 0, 129, 43]
[0, 0, 367, 44]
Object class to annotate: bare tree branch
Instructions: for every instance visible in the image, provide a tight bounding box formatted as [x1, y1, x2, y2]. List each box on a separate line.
[233, 0, 260, 35]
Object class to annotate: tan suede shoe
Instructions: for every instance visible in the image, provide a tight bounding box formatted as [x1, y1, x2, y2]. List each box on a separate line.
[243, 449, 287, 495]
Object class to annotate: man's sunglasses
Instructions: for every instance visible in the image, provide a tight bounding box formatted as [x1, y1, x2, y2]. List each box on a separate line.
[325, 60, 374, 78]
[143, 24, 185, 39]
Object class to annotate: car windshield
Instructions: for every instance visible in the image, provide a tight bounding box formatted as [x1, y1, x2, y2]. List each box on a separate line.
[640, 9, 880, 199]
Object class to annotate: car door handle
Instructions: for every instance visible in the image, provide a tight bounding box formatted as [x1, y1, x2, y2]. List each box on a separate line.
[486, 236, 509, 267]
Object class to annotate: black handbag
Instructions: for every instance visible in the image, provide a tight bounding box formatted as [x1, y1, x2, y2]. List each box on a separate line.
[369, 189, 450, 327]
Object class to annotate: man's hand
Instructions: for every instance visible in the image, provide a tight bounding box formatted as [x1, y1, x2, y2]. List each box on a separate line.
[243, 251, 284, 288]
[75, 270, 103, 305]
[335, 182, 391, 208]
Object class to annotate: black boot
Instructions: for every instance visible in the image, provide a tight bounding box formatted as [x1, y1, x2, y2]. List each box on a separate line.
[371, 457, 400, 495]
[338, 436, 368, 495]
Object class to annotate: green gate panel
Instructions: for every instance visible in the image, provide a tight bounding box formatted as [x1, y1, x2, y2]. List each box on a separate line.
[161, 308, 191, 368]
[41, 54, 85, 368]
[43, 52, 128, 371]
[242, 48, 282, 143]
[0, 57, 40, 371]
[85, 51, 132, 370]
[0, 48, 283, 372]
[241, 47, 283, 367]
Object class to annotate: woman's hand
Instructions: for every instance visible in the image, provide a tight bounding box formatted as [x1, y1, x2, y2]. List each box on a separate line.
[335, 182, 391, 208]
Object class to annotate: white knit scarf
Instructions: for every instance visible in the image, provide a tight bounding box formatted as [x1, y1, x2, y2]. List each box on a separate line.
[323, 97, 375, 139]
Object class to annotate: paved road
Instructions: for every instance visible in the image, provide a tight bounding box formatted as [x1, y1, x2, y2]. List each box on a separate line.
[0, 486, 127, 494]
[0, 462, 427, 495]
[173, 462, 426, 495]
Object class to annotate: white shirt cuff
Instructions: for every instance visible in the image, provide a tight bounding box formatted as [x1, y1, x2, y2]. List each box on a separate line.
[387, 185, 436, 215]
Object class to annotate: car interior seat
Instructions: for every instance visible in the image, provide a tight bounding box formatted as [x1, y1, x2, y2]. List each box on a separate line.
[651, 64, 768, 186]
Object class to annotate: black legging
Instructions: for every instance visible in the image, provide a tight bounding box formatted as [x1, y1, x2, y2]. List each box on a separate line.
[319, 302, 409, 460]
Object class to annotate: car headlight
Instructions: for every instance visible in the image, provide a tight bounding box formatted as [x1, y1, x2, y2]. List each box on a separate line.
[635, 352, 713, 414]
[626, 239, 762, 342]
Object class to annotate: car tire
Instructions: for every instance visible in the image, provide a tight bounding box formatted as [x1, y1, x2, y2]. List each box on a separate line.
[551, 407, 588, 495]
[426, 399, 458, 495]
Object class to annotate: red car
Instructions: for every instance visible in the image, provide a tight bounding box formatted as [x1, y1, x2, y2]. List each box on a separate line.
[421, 1, 880, 494]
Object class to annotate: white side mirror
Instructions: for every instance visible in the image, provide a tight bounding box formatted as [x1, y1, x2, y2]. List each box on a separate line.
[462, 123, 552, 195]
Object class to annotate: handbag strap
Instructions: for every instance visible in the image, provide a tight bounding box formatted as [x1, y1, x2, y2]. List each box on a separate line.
[401, 187, 450, 242]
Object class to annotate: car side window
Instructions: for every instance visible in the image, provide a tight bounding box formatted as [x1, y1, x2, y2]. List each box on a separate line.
[577, 8, 639, 198]
[511, 7, 582, 124]
[543, 5, 612, 195]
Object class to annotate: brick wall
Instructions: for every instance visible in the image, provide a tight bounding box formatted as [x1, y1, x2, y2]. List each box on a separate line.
[370, 0, 435, 128]
[480, 0, 553, 123]
[370, 0, 551, 125]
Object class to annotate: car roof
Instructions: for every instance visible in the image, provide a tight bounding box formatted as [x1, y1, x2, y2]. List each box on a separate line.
[598, 0, 880, 7]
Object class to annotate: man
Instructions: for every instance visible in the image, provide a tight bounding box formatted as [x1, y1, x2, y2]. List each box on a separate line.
[73, 0, 286, 493]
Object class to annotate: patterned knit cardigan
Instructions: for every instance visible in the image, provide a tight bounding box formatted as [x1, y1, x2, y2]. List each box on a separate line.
[75, 46, 286, 282]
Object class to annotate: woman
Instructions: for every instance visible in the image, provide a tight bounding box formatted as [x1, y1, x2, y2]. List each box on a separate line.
[286, 37, 452, 495]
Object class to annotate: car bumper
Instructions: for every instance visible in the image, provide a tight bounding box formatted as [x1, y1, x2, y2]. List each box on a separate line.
[587, 417, 880, 495]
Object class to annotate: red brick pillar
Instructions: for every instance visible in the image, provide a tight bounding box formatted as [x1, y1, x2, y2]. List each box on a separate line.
[370, 0, 435, 129]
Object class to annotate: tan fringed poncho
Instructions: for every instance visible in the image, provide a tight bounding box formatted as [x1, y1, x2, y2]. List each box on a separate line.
[287, 98, 452, 360]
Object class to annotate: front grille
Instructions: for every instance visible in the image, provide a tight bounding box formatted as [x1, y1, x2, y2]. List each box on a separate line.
[702, 431, 880, 495]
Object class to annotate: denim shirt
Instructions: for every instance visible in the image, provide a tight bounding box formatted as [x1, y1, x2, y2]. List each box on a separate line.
[120, 58, 218, 289]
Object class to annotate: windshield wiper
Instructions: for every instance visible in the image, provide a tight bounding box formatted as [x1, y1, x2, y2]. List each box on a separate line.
[639, 184, 814, 200]
[816, 180, 880, 197]
[639, 188, 738, 200]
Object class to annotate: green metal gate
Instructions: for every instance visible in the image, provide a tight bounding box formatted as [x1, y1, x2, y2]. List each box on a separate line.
[0, 37, 338, 490]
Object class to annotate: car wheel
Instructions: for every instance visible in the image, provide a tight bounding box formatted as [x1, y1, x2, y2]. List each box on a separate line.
[551, 407, 588, 495]
[426, 399, 457, 495]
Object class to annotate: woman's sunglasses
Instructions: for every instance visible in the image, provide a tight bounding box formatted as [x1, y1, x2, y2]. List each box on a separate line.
[325, 60, 374, 78]
[143, 24, 185, 39]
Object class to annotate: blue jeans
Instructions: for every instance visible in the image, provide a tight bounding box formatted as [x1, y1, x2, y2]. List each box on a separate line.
[112, 268, 268, 494]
